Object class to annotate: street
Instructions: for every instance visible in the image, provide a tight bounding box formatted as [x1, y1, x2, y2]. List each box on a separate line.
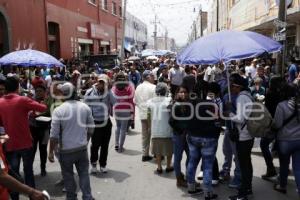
[22, 115, 298, 200]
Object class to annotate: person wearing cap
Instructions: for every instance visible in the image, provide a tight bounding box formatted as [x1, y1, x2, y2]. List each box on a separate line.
[84, 75, 115, 174]
[0, 77, 47, 200]
[228, 74, 254, 200]
[147, 83, 173, 174]
[49, 82, 95, 200]
[134, 70, 156, 162]
[169, 63, 185, 97]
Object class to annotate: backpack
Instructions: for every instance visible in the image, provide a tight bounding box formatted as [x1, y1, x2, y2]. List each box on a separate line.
[241, 93, 273, 138]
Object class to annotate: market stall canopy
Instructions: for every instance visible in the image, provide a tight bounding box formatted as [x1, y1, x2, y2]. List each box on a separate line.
[141, 49, 156, 57]
[146, 55, 159, 61]
[128, 56, 140, 61]
[0, 49, 64, 67]
[177, 30, 282, 65]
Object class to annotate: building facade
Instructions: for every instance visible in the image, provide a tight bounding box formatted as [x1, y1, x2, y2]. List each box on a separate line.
[0, 0, 123, 59]
[188, 11, 208, 43]
[156, 36, 176, 52]
[124, 12, 147, 54]
[206, 0, 300, 58]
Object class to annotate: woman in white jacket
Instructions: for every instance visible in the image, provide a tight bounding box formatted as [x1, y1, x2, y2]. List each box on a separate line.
[147, 83, 173, 174]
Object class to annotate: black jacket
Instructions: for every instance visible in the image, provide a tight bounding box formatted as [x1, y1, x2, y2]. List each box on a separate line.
[187, 99, 221, 139]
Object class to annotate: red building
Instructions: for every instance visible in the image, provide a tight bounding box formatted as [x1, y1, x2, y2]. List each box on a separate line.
[0, 0, 123, 59]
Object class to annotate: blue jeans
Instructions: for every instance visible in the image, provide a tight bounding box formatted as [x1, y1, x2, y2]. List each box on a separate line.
[187, 136, 218, 193]
[60, 149, 93, 200]
[6, 148, 35, 200]
[278, 140, 300, 193]
[172, 134, 189, 177]
[115, 112, 130, 149]
[222, 130, 233, 172]
[260, 137, 276, 171]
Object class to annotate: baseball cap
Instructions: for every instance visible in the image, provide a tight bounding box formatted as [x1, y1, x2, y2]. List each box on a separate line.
[142, 70, 153, 79]
[57, 82, 75, 96]
[98, 74, 108, 83]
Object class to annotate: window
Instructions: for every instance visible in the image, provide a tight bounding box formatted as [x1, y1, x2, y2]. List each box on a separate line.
[88, 0, 97, 5]
[119, 6, 122, 17]
[102, 0, 108, 10]
[112, 2, 117, 15]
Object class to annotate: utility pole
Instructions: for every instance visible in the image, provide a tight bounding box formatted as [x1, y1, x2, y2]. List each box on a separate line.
[216, 0, 219, 31]
[276, 0, 287, 76]
[165, 29, 168, 50]
[152, 15, 159, 50]
[200, 5, 203, 36]
[120, 0, 127, 60]
[194, 22, 197, 40]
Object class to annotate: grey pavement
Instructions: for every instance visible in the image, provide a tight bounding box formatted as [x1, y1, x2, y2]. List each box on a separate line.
[21, 116, 298, 200]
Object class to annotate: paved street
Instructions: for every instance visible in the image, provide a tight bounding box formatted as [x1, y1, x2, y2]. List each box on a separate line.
[21, 115, 298, 200]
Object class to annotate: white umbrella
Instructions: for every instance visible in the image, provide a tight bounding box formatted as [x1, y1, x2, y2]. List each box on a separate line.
[128, 56, 140, 61]
[146, 56, 159, 61]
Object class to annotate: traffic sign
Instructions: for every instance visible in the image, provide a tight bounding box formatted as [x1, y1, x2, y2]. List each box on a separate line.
[274, 19, 287, 28]
[273, 32, 286, 41]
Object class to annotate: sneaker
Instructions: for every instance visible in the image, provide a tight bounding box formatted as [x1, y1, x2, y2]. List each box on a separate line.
[220, 170, 231, 181]
[188, 188, 204, 196]
[165, 167, 174, 173]
[261, 169, 277, 180]
[197, 171, 203, 180]
[55, 179, 64, 186]
[228, 194, 248, 200]
[205, 192, 218, 200]
[100, 167, 108, 173]
[142, 156, 153, 162]
[118, 147, 124, 153]
[212, 180, 219, 186]
[229, 177, 241, 189]
[115, 145, 119, 151]
[188, 183, 204, 196]
[90, 165, 98, 174]
[62, 187, 66, 193]
[41, 169, 47, 177]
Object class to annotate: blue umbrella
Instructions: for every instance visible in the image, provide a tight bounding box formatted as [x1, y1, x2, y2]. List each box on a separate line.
[0, 49, 64, 67]
[177, 30, 282, 65]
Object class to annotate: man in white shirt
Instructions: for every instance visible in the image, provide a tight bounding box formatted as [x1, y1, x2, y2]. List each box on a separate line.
[169, 63, 185, 97]
[134, 70, 156, 162]
[245, 59, 258, 79]
[151, 62, 159, 85]
[204, 65, 215, 83]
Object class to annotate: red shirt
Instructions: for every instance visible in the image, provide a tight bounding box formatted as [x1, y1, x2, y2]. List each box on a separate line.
[0, 94, 47, 152]
[0, 144, 9, 200]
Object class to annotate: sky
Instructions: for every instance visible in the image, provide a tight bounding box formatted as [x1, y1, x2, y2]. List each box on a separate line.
[127, 0, 211, 47]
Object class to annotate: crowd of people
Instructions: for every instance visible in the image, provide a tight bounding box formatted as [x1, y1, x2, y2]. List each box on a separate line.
[0, 55, 299, 200]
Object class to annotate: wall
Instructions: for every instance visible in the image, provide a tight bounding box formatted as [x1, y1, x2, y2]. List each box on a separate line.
[0, 0, 47, 52]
